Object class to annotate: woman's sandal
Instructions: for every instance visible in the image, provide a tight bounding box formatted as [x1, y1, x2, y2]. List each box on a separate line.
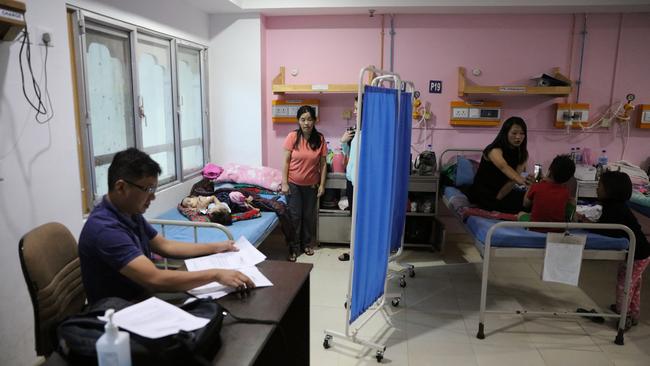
[303, 247, 315, 256]
[287, 251, 297, 262]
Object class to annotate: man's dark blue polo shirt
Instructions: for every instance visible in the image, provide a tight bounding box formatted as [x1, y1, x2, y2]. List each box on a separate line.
[79, 196, 157, 303]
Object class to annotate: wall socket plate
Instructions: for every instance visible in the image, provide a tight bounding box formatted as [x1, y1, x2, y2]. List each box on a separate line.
[452, 107, 469, 119]
[30, 25, 53, 47]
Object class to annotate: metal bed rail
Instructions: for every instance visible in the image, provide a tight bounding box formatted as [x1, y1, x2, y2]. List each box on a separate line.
[479, 221, 636, 346]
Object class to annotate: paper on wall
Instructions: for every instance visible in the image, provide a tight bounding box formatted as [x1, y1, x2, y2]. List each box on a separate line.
[542, 232, 587, 286]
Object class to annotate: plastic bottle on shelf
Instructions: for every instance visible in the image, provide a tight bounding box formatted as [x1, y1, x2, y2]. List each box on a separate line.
[331, 148, 346, 173]
[570, 147, 576, 162]
[597, 150, 608, 167]
[575, 147, 582, 164]
[326, 141, 334, 165]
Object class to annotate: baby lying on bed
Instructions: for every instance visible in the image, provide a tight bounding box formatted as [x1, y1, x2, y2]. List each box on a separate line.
[180, 195, 232, 225]
[519, 154, 576, 229]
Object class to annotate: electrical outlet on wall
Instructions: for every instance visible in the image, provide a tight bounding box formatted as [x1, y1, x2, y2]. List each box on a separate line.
[30, 25, 53, 47]
[452, 108, 469, 119]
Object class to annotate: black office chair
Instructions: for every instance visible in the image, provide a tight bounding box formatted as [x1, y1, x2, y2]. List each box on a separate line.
[19, 222, 86, 356]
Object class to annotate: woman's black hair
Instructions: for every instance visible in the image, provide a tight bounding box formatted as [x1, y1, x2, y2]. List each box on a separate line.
[483, 116, 529, 165]
[599, 170, 632, 202]
[292, 105, 323, 151]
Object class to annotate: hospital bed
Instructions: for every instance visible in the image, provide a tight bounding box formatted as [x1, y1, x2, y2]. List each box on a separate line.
[630, 191, 650, 218]
[439, 148, 637, 345]
[150, 208, 279, 247]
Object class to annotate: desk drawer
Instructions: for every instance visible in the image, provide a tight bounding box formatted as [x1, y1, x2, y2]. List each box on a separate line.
[318, 213, 351, 243]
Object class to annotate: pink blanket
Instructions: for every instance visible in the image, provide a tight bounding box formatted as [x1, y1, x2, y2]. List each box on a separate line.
[214, 163, 282, 192]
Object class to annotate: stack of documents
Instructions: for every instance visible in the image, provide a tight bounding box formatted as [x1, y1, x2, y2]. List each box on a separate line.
[184, 236, 273, 299]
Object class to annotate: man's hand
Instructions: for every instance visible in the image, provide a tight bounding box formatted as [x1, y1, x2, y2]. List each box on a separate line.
[212, 240, 238, 253]
[317, 185, 325, 197]
[215, 269, 255, 290]
[281, 182, 290, 195]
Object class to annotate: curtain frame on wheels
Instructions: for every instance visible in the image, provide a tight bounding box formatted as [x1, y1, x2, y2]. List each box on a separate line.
[323, 66, 414, 362]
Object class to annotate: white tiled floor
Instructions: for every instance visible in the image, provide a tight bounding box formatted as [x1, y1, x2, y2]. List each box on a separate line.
[297, 234, 650, 366]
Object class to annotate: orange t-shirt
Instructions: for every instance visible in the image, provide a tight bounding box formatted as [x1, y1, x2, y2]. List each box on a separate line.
[283, 131, 327, 186]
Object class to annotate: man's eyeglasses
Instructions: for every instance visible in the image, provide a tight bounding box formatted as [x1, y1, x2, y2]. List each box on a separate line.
[123, 179, 157, 194]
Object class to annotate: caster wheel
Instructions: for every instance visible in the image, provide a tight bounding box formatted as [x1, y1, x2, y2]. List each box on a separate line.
[399, 277, 406, 288]
[391, 298, 400, 307]
[375, 351, 384, 362]
[323, 335, 332, 349]
[409, 267, 415, 278]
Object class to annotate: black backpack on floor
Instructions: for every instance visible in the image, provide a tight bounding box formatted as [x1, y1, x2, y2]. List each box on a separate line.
[57, 297, 224, 366]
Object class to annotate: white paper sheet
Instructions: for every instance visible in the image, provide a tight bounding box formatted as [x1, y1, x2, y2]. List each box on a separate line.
[111, 297, 210, 339]
[184, 236, 266, 271]
[187, 265, 274, 299]
[542, 233, 586, 286]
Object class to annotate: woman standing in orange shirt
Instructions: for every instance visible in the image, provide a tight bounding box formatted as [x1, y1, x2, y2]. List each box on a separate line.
[282, 106, 327, 262]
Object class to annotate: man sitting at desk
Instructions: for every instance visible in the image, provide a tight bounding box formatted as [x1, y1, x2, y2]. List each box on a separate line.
[79, 148, 254, 304]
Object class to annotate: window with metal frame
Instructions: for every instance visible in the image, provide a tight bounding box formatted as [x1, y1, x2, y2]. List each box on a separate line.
[67, 8, 209, 212]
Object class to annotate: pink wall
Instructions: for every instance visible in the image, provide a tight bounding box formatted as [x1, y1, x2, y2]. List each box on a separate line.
[263, 13, 650, 172]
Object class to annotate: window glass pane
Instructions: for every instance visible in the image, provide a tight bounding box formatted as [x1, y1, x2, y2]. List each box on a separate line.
[137, 34, 176, 183]
[94, 163, 110, 198]
[177, 46, 204, 175]
[85, 25, 134, 196]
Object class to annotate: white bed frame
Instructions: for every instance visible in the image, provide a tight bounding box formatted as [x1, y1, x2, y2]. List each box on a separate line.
[439, 148, 637, 345]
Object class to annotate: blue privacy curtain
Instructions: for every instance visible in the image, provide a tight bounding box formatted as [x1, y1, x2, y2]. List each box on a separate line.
[350, 85, 412, 323]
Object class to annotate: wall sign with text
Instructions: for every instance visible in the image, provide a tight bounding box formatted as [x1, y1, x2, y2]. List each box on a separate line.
[429, 80, 442, 94]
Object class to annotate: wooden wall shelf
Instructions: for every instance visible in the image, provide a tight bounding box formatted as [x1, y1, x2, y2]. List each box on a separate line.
[272, 67, 358, 94]
[458, 67, 572, 98]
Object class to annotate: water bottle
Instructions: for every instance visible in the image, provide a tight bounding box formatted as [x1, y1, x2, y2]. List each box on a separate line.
[96, 309, 131, 366]
[597, 150, 608, 167]
[326, 141, 334, 165]
[575, 147, 582, 164]
[570, 147, 576, 162]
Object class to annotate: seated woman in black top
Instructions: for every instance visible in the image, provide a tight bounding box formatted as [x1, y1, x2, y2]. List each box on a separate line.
[468, 117, 533, 214]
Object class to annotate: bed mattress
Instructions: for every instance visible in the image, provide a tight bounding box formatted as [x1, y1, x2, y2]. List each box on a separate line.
[443, 185, 629, 251]
[629, 201, 650, 218]
[153, 209, 278, 247]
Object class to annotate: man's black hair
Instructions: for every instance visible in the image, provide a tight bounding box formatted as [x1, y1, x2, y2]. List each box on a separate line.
[107, 148, 161, 191]
[548, 154, 576, 184]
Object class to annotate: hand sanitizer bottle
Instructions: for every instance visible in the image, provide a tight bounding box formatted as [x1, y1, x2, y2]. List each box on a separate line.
[96, 309, 131, 366]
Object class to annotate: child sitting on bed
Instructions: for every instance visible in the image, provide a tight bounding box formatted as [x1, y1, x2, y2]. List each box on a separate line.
[579, 170, 650, 329]
[520, 154, 576, 227]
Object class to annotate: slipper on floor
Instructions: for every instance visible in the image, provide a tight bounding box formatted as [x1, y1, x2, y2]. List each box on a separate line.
[338, 253, 350, 261]
[303, 247, 314, 256]
[287, 252, 297, 262]
[576, 308, 605, 323]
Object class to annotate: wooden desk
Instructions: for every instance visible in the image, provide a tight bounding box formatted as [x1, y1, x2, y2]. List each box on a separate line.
[44, 260, 312, 366]
[215, 260, 312, 365]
